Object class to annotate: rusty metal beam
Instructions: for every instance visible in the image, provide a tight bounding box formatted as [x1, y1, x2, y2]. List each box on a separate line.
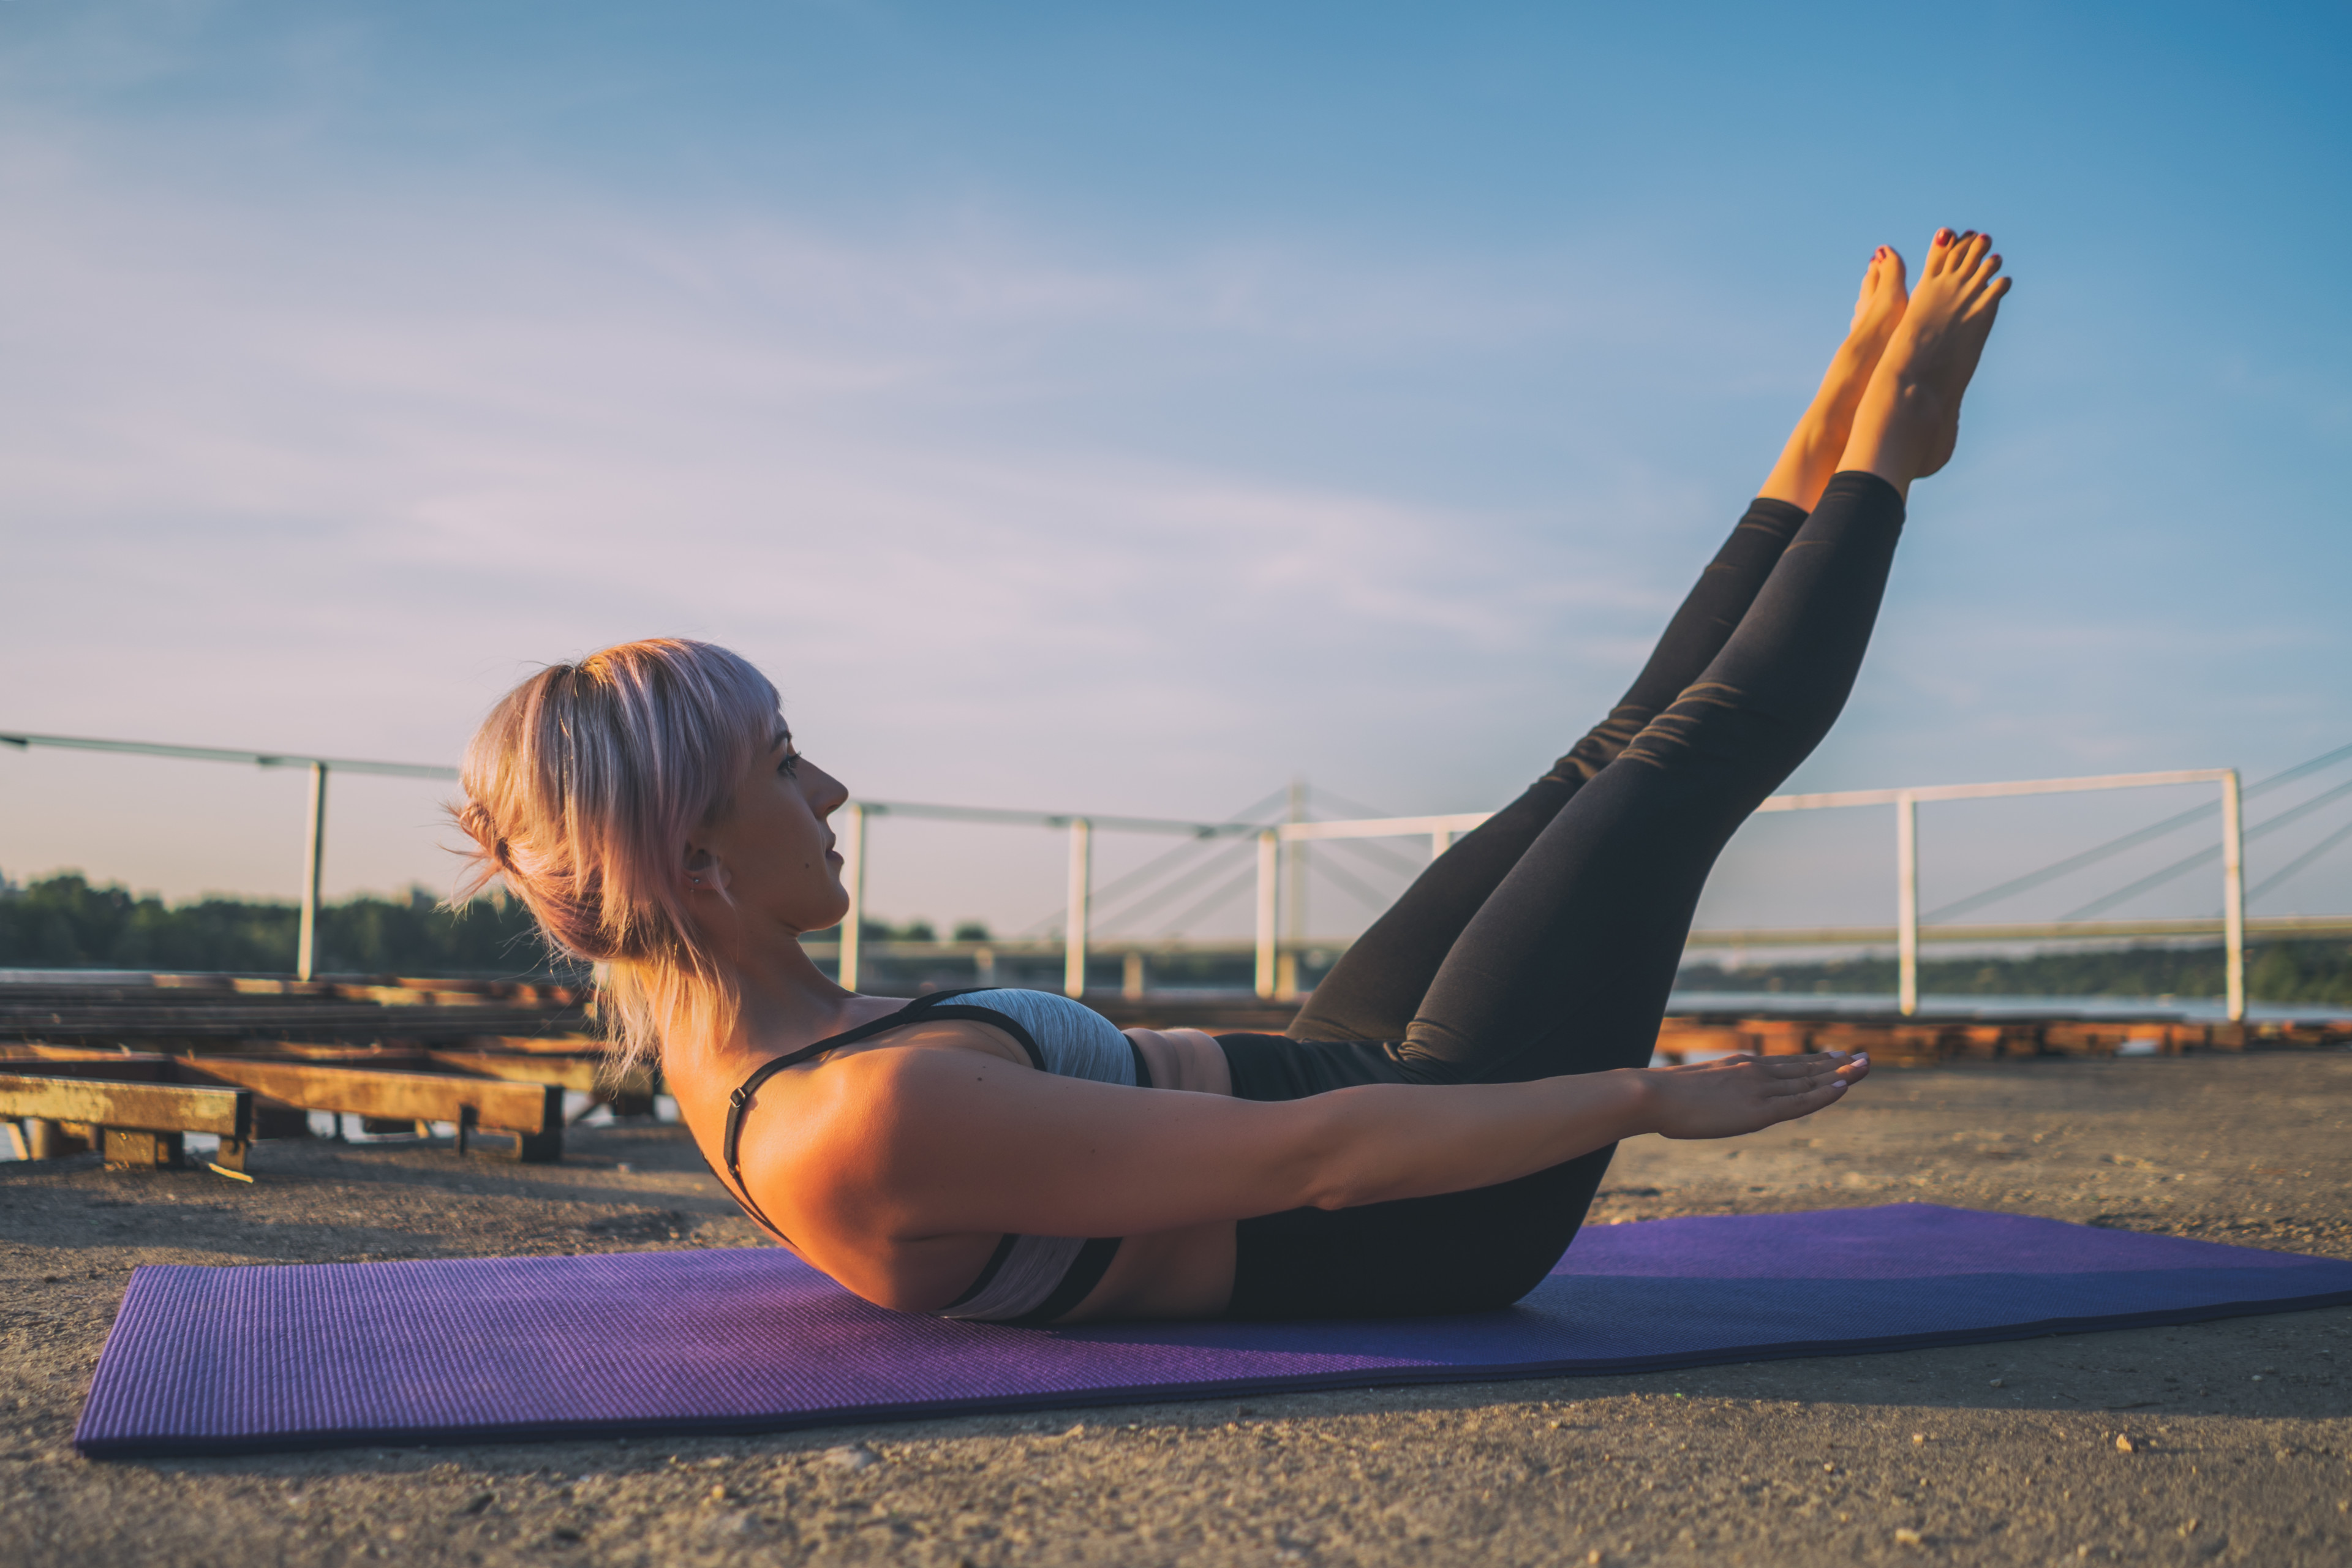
[175, 1058, 562, 1161]
[0, 1056, 175, 1082]
[0, 1071, 259, 1167]
[459, 1035, 606, 1056]
[0, 1073, 252, 1145]
[176, 1044, 646, 1106]
[424, 1049, 652, 1099]
[0, 1044, 165, 1062]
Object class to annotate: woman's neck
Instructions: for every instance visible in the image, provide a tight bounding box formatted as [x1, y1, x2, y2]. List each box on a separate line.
[721, 933, 867, 1050]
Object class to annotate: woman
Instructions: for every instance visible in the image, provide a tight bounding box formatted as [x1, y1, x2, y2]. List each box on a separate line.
[456, 230, 2010, 1325]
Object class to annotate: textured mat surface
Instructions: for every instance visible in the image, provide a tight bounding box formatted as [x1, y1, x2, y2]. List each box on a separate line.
[76, 1204, 2352, 1457]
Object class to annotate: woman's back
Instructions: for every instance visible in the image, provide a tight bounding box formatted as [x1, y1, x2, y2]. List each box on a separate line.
[657, 984, 1246, 1322]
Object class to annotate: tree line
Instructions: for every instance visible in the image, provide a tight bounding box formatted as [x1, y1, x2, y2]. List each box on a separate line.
[0, 873, 556, 978]
[1675, 940, 2352, 1005]
[0, 873, 998, 978]
[10, 870, 2347, 1003]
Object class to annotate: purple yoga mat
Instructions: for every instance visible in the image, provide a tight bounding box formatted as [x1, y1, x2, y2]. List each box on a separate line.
[75, 1204, 2352, 1457]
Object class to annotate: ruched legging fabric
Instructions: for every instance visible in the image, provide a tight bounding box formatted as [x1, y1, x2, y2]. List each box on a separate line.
[1217, 472, 1906, 1319]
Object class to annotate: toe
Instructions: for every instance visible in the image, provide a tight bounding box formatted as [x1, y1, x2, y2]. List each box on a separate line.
[1960, 246, 2003, 296]
[1932, 229, 1982, 277]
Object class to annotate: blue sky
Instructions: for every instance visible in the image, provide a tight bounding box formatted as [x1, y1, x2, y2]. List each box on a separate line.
[2, 1, 2348, 943]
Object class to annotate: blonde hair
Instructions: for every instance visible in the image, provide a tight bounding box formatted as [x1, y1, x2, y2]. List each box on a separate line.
[451, 638, 783, 1072]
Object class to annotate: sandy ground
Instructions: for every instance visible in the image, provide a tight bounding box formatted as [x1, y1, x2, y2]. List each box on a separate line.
[5, 1050, 2350, 1567]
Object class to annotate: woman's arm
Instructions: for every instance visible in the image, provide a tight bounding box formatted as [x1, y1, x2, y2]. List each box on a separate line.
[752, 1042, 1866, 1249]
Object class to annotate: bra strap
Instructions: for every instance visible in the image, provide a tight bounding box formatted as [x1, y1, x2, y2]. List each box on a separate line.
[720, 989, 1024, 1240]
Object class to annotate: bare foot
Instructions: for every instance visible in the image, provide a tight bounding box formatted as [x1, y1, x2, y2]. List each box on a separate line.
[1837, 228, 2011, 493]
[1845, 243, 1912, 372]
[1757, 246, 1910, 511]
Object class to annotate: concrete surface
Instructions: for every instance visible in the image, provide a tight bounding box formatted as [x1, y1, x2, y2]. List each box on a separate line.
[4, 1050, 2348, 1566]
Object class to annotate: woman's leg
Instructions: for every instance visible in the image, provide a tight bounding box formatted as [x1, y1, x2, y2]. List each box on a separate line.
[1399, 227, 2008, 1088]
[1276, 499, 1801, 1044]
[1231, 474, 1908, 1317]
[1228, 232, 2008, 1319]
[1286, 246, 1912, 1045]
[1400, 470, 1907, 1085]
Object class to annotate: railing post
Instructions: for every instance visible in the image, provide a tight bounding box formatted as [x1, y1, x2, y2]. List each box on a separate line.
[1896, 790, 1918, 1017]
[1122, 949, 1145, 1001]
[1430, 827, 1452, 859]
[1065, 818, 1091, 998]
[2222, 770, 2245, 1023]
[837, 803, 866, 992]
[1285, 777, 1308, 955]
[1255, 829, 1280, 999]
[296, 762, 328, 981]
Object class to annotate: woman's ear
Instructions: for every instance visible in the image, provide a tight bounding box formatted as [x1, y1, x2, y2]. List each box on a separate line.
[681, 843, 729, 895]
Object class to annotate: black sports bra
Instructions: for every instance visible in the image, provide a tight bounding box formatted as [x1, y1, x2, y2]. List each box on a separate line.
[720, 988, 1151, 1325]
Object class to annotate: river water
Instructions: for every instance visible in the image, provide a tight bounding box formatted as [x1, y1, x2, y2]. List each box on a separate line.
[1664, 987, 2352, 1022]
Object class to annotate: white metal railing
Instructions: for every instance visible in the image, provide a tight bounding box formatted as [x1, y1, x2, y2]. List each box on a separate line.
[1251, 814, 1490, 998]
[0, 733, 2295, 1020]
[1747, 769, 2245, 1019]
[1, 731, 455, 982]
[818, 797, 1267, 996]
[831, 771, 2256, 1020]
[1242, 770, 2247, 1019]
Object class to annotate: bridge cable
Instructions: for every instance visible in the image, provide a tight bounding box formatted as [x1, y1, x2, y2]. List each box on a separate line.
[1922, 739, 2352, 923]
[1010, 786, 1291, 937]
[1305, 846, 1402, 914]
[1306, 786, 1402, 821]
[1319, 833, 1429, 880]
[2247, 817, 2352, 905]
[2058, 774, 2352, 922]
[1156, 861, 1266, 939]
[1089, 837, 1259, 937]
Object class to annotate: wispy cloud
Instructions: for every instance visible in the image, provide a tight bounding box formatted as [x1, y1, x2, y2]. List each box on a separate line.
[6, 5, 2350, 933]
[0, 160, 1691, 919]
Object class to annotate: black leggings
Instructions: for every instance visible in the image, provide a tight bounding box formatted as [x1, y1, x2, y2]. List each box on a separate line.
[1216, 472, 1905, 1319]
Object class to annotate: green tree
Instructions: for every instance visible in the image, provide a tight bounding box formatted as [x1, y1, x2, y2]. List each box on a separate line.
[0, 872, 556, 977]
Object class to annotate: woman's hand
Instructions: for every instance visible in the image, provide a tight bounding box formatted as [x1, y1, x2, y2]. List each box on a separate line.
[1635, 1051, 1868, 1140]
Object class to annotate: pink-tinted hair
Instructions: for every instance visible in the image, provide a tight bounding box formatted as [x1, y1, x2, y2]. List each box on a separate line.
[451, 638, 782, 1072]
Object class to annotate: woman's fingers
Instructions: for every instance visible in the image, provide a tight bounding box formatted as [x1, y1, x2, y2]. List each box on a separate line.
[1749, 1050, 1866, 1080]
[1751, 1053, 1868, 1110]
[1646, 1046, 1869, 1139]
[1766, 1074, 1847, 1102]
[1766, 1077, 1851, 1123]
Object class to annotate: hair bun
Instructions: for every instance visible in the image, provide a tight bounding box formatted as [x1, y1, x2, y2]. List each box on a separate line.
[445, 638, 784, 1074]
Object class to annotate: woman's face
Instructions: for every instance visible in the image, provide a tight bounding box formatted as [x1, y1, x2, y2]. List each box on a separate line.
[688, 728, 853, 938]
